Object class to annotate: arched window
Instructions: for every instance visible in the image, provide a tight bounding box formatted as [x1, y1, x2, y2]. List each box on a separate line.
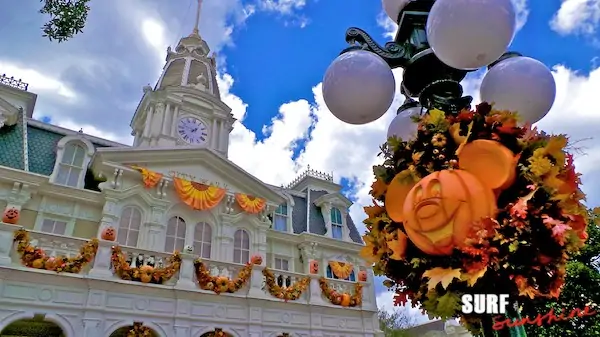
[330, 207, 343, 239]
[233, 229, 250, 264]
[273, 203, 288, 232]
[55, 142, 87, 187]
[194, 222, 212, 259]
[326, 265, 356, 281]
[118, 207, 142, 247]
[165, 216, 186, 253]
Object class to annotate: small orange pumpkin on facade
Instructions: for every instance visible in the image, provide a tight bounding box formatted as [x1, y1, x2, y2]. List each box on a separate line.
[358, 270, 368, 282]
[2, 207, 20, 224]
[385, 140, 518, 256]
[309, 259, 319, 274]
[101, 226, 116, 241]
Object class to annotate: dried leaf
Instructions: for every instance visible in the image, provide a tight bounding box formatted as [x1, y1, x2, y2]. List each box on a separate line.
[461, 267, 487, 287]
[422, 267, 461, 290]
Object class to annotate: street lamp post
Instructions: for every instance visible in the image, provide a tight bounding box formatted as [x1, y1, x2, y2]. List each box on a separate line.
[322, 0, 555, 134]
[322, 0, 558, 336]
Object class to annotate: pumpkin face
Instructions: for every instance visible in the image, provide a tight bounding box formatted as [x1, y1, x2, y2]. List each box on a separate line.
[2, 207, 20, 224]
[402, 170, 497, 255]
[250, 254, 263, 265]
[358, 270, 367, 282]
[309, 260, 319, 274]
[101, 226, 116, 241]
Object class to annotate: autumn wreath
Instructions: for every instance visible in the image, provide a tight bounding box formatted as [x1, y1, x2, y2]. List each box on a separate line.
[13, 229, 98, 273]
[319, 277, 363, 307]
[360, 103, 588, 333]
[111, 246, 181, 284]
[262, 268, 310, 301]
[194, 255, 262, 294]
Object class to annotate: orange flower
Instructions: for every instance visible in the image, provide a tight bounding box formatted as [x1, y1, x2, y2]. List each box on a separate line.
[370, 178, 387, 198]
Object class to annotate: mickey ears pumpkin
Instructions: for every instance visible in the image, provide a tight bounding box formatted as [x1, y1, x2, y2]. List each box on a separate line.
[458, 139, 518, 192]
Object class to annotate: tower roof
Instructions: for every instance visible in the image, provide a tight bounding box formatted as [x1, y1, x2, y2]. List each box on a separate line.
[154, 0, 220, 97]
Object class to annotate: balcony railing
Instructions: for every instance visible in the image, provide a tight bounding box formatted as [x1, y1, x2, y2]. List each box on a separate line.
[0, 74, 29, 91]
[0, 223, 375, 310]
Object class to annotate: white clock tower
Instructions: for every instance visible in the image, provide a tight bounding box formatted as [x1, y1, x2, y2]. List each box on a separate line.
[130, 0, 236, 157]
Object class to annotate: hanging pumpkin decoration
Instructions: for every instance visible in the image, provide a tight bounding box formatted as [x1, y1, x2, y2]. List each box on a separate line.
[101, 226, 116, 241]
[215, 276, 230, 293]
[358, 270, 367, 282]
[139, 265, 154, 283]
[340, 293, 351, 307]
[309, 259, 319, 274]
[250, 254, 263, 265]
[2, 207, 20, 224]
[387, 140, 517, 256]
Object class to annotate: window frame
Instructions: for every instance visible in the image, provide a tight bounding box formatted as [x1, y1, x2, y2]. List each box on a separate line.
[274, 256, 290, 271]
[49, 136, 94, 189]
[193, 221, 213, 259]
[165, 216, 187, 253]
[233, 229, 250, 264]
[273, 203, 288, 232]
[117, 206, 142, 247]
[330, 207, 344, 240]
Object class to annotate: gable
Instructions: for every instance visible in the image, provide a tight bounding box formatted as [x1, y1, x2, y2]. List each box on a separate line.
[93, 146, 284, 204]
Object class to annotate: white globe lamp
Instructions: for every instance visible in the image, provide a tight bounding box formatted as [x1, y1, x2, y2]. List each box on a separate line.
[382, 0, 411, 23]
[387, 99, 421, 141]
[480, 56, 556, 124]
[426, 0, 516, 70]
[322, 50, 396, 125]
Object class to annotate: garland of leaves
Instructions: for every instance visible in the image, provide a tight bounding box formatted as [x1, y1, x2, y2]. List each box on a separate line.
[127, 322, 153, 337]
[13, 229, 98, 273]
[205, 329, 227, 337]
[194, 256, 261, 294]
[361, 103, 588, 333]
[110, 246, 181, 284]
[262, 268, 310, 301]
[318, 277, 363, 307]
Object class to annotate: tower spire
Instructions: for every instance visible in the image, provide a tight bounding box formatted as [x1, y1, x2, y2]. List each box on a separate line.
[192, 0, 203, 35]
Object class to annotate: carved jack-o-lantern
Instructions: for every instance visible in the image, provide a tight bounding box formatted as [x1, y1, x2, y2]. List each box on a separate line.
[309, 259, 319, 274]
[358, 270, 368, 282]
[101, 226, 116, 241]
[2, 207, 20, 224]
[386, 140, 517, 256]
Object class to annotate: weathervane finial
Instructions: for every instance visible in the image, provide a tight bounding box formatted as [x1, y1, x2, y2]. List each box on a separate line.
[192, 0, 203, 35]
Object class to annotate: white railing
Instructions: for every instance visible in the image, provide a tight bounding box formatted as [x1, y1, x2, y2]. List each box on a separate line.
[0, 223, 375, 310]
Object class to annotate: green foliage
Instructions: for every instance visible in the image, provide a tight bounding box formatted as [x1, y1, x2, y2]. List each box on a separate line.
[83, 168, 106, 191]
[40, 0, 91, 42]
[378, 307, 416, 337]
[519, 211, 600, 337]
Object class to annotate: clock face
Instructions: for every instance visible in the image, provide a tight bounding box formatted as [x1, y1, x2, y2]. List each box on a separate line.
[177, 117, 209, 144]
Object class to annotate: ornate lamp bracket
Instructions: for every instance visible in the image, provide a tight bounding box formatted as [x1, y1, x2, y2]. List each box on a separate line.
[342, 27, 413, 69]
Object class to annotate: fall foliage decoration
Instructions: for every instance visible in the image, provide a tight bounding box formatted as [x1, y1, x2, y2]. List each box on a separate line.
[328, 261, 354, 279]
[235, 193, 266, 214]
[126, 322, 153, 337]
[110, 246, 181, 284]
[101, 226, 116, 241]
[205, 328, 227, 337]
[360, 104, 588, 333]
[193, 256, 261, 294]
[130, 165, 163, 188]
[2, 207, 20, 224]
[262, 267, 310, 301]
[173, 177, 226, 211]
[319, 277, 363, 307]
[13, 229, 98, 273]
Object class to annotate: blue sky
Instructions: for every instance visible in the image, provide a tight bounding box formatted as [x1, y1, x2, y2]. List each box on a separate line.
[2, 0, 600, 324]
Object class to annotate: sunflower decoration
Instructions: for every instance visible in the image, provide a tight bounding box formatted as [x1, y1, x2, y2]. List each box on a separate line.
[361, 103, 588, 333]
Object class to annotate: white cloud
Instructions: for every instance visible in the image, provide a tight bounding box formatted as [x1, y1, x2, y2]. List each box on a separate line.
[257, 0, 307, 14]
[376, 291, 431, 325]
[550, 0, 600, 36]
[0, 62, 77, 101]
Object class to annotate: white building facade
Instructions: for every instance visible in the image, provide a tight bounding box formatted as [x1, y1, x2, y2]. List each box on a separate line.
[0, 10, 381, 337]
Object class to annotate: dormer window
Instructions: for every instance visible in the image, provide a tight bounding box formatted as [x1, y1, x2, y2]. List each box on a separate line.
[50, 136, 94, 188]
[331, 207, 343, 239]
[273, 203, 288, 232]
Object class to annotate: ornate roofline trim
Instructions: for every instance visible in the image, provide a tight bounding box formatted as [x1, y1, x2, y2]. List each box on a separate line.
[313, 192, 353, 209]
[27, 119, 128, 147]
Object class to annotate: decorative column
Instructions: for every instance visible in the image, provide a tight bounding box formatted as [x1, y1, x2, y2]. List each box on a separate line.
[217, 216, 235, 262]
[0, 182, 33, 265]
[96, 196, 120, 238]
[321, 203, 333, 236]
[0, 223, 17, 266]
[143, 205, 167, 251]
[88, 239, 114, 279]
[175, 252, 197, 290]
[299, 242, 326, 305]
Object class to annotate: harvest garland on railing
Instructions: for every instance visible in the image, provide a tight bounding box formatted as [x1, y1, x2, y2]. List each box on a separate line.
[13, 229, 98, 273]
[262, 268, 310, 301]
[111, 246, 181, 284]
[126, 322, 153, 337]
[319, 277, 363, 307]
[194, 255, 262, 294]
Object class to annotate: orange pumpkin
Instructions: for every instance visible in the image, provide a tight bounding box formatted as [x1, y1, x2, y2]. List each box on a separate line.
[101, 226, 116, 241]
[2, 207, 20, 224]
[250, 254, 263, 265]
[358, 270, 367, 282]
[139, 265, 154, 283]
[309, 259, 319, 274]
[340, 293, 351, 307]
[216, 276, 230, 293]
[386, 140, 517, 256]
